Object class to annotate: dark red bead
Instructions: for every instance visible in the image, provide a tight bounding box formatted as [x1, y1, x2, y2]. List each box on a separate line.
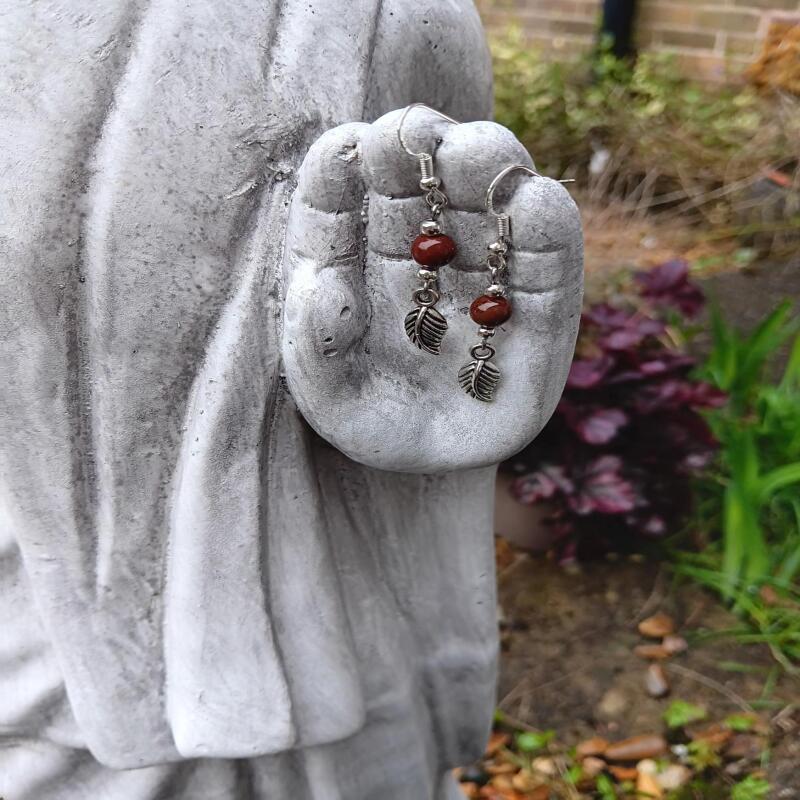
[411, 234, 457, 269]
[470, 294, 512, 327]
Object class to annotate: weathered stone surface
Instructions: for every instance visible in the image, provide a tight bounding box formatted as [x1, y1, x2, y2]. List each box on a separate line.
[0, 1, 583, 798]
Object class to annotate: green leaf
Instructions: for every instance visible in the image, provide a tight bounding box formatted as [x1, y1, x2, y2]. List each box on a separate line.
[731, 775, 771, 800]
[779, 333, 800, 391]
[595, 773, 618, 800]
[515, 729, 555, 752]
[757, 462, 800, 501]
[687, 739, 722, 770]
[663, 700, 708, 728]
[565, 764, 582, 785]
[724, 714, 756, 732]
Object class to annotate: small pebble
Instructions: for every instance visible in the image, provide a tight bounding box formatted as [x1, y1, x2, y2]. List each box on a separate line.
[581, 756, 606, 779]
[645, 663, 670, 698]
[657, 764, 692, 791]
[662, 635, 688, 654]
[637, 759, 658, 775]
[725, 733, 764, 761]
[531, 756, 558, 777]
[597, 688, 628, 719]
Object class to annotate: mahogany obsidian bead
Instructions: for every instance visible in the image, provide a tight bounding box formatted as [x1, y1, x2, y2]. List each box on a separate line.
[411, 234, 457, 269]
[469, 294, 512, 327]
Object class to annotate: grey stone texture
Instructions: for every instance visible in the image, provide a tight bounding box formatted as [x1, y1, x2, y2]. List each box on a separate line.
[0, 0, 583, 797]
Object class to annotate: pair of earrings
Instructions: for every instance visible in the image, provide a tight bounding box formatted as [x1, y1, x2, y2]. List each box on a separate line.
[397, 104, 542, 403]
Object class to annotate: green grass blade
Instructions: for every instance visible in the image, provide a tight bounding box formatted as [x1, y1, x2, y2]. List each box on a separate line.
[757, 462, 800, 501]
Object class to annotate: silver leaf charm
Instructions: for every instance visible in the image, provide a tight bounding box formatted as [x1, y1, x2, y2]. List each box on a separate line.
[404, 305, 448, 355]
[458, 356, 500, 402]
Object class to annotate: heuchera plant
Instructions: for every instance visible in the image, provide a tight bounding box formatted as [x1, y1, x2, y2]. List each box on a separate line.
[509, 261, 726, 560]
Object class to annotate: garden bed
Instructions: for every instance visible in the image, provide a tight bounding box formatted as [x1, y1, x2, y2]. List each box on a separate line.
[457, 547, 799, 799]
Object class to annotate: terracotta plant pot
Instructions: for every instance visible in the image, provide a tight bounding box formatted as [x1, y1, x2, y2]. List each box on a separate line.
[494, 471, 557, 553]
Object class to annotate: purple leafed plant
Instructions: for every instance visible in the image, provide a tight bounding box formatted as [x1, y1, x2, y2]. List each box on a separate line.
[508, 261, 726, 560]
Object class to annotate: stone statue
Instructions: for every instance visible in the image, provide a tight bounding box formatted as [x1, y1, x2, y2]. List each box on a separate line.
[0, 1, 583, 798]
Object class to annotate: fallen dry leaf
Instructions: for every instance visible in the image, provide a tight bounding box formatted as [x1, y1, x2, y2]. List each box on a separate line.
[485, 761, 516, 776]
[480, 786, 526, 800]
[686, 723, 732, 748]
[511, 771, 540, 792]
[460, 782, 480, 799]
[609, 764, 639, 781]
[490, 774, 515, 792]
[645, 663, 670, 698]
[495, 536, 517, 572]
[725, 733, 765, 761]
[636, 769, 663, 799]
[759, 584, 779, 606]
[485, 732, 510, 757]
[576, 736, 609, 758]
[605, 734, 668, 761]
[638, 612, 676, 638]
[634, 643, 671, 660]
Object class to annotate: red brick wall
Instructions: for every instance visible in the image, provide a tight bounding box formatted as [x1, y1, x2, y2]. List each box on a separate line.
[476, 0, 800, 80]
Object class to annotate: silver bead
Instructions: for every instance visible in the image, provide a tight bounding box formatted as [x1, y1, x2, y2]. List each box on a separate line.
[420, 219, 441, 235]
[417, 268, 438, 281]
[487, 240, 508, 255]
[419, 175, 441, 190]
[478, 326, 496, 338]
[486, 283, 506, 296]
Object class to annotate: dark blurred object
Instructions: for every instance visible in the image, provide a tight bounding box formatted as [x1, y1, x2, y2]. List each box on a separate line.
[601, 0, 638, 59]
[747, 18, 800, 95]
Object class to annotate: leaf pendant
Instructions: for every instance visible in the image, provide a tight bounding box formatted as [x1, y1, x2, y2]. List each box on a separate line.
[458, 357, 501, 402]
[404, 305, 448, 355]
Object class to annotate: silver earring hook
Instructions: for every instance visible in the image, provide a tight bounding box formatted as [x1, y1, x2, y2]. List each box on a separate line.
[397, 103, 460, 159]
[486, 164, 575, 240]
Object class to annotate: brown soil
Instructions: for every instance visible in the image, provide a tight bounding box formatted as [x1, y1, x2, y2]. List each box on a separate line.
[496, 554, 800, 796]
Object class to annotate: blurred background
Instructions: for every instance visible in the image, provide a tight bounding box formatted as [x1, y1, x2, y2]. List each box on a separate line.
[459, 3, 800, 798]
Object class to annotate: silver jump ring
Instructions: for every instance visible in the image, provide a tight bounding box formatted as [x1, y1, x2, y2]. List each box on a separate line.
[397, 103, 460, 159]
[413, 287, 440, 307]
[425, 187, 448, 207]
[487, 253, 506, 270]
[470, 343, 496, 361]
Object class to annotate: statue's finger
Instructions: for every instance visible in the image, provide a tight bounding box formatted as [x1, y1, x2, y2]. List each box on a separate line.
[286, 122, 370, 274]
[437, 121, 533, 212]
[283, 123, 371, 376]
[360, 107, 456, 198]
[500, 177, 584, 296]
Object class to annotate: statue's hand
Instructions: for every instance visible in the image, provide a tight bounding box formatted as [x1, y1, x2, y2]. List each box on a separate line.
[281, 109, 583, 473]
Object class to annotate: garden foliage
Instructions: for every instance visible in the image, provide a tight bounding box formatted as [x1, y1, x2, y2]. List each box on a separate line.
[510, 261, 724, 561]
[508, 261, 800, 663]
[491, 29, 800, 231]
[678, 301, 800, 667]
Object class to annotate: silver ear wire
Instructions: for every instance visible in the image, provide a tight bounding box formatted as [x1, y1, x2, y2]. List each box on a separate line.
[397, 103, 460, 160]
[397, 105, 460, 357]
[486, 164, 575, 241]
